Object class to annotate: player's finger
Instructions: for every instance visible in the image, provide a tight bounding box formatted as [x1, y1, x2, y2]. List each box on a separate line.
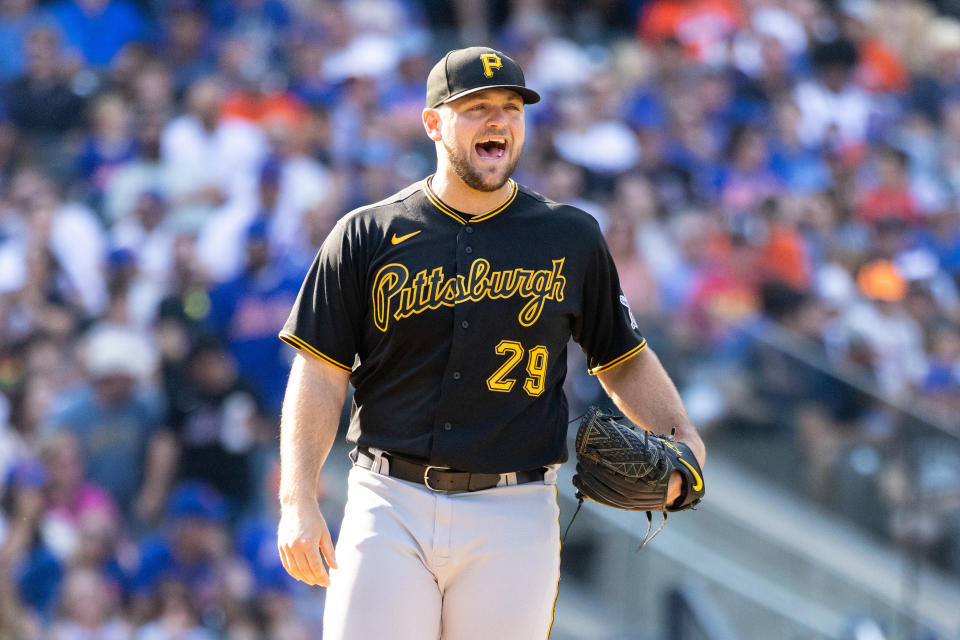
[282, 544, 316, 585]
[300, 546, 330, 587]
[278, 546, 302, 582]
[318, 529, 338, 569]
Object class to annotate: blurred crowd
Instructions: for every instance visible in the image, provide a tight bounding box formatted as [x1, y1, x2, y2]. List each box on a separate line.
[2, 0, 960, 636]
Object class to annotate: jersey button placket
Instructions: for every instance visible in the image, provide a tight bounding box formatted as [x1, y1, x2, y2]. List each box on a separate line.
[433, 223, 473, 452]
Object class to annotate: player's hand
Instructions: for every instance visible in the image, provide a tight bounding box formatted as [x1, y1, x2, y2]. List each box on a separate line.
[667, 471, 682, 506]
[277, 501, 338, 587]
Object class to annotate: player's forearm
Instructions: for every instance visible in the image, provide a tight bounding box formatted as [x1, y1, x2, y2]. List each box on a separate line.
[596, 346, 705, 467]
[279, 353, 350, 507]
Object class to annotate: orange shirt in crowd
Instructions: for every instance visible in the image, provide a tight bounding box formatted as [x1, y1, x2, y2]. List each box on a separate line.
[857, 38, 910, 94]
[638, 0, 745, 60]
[220, 91, 307, 126]
[759, 223, 811, 291]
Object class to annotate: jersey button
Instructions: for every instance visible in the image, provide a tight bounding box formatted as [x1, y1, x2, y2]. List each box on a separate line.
[461, 320, 469, 329]
[443, 422, 452, 431]
[464, 246, 473, 254]
[453, 371, 461, 380]
[465, 226, 473, 234]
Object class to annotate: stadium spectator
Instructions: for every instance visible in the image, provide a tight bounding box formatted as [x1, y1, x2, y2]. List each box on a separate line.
[110, 191, 177, 326]
[718, 123, 782, 222]
[768, 97, 833, 194]
[49, 567, 130, 640]
[44, 0, 152, 68]
[0, 0, 41, 82]
[638, 0, 744, 64]
[0, 457, 61, 621]
[7, 168, 108, 315]
[75, 91, 136, 209]
[102, 112, 171, 225]
[3, 25, 86, 176]
[128, 481, 241, 634]
[42, 326, 175, 522]
[159, 75, 266, 232]
[159, 1, 214, 96]
[857, 145, 921, 225]
[756, 197, 812, 291]
[794, 38, 872, 152]
[204, 221, 301, 416]
[844, 259, 928, 398]
[167, 336, 264, 509]
[36, 430, 119, 563]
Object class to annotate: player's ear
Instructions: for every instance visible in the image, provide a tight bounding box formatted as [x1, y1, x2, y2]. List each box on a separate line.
[422, 107, 443, 142]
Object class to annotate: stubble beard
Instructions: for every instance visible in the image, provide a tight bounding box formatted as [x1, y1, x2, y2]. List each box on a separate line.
[442, 139, 519, 193]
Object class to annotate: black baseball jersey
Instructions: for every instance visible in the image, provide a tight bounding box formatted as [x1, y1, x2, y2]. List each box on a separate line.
[280, 177, 645, 473]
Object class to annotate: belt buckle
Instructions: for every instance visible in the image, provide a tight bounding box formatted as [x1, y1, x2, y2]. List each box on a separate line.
[424, 465, 451, 492]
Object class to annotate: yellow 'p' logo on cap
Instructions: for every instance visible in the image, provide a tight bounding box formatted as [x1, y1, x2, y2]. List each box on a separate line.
[480, 53, 502, 78]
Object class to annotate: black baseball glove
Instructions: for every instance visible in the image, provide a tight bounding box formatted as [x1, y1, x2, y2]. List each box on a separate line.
[568, 406, 705, 547]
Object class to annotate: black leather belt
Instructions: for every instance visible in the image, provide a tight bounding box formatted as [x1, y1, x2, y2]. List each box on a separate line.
[353, 448, 545, 492]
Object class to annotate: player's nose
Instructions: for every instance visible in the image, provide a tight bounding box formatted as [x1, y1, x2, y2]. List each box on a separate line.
[484, 106, 511, 125]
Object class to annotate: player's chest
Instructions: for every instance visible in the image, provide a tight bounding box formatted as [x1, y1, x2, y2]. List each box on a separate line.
[364, 222, 578, 334]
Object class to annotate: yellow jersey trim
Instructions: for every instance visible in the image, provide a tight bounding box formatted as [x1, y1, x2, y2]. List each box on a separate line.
[546, 484, 561, 640]
[587, 339, 647, 376]
[279, 332, 353, 373]
[422, 176, 517, 224]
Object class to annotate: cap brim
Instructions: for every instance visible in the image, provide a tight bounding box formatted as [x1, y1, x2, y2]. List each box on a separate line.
[436, 84, 540, 107]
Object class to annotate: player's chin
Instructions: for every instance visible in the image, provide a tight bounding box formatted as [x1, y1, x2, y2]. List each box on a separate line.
[472, 154, 516, 186]
[471, 168, 512, 191]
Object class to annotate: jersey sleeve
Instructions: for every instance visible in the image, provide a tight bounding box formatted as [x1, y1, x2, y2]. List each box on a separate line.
[279, 218, 364, 373]
[573, 223, 647, 375]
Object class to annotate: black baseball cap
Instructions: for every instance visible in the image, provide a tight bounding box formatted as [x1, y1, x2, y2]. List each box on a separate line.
[426, 46, 540, 108]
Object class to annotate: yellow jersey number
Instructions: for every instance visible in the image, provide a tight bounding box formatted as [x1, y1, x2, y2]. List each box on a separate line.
[486, 340, 548, 397]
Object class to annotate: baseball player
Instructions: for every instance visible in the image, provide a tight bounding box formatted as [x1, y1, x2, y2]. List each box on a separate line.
[277, 46, 706, 639]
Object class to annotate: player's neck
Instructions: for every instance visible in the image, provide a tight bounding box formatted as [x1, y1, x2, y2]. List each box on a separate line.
[430, 170, 514, 215]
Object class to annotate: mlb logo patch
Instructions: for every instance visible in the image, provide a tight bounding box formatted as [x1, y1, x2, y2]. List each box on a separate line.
[619, 294, 638, 330]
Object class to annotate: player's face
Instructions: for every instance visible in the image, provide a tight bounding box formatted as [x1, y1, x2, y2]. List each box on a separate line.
[439, 89, 525, 192]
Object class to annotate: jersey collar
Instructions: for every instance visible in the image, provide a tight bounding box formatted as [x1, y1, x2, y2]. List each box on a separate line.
[423, 175, 518, 224]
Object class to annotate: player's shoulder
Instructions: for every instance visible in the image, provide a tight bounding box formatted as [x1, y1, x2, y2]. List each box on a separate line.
[338, 181, 424, 227]
[514, 183, 604, 232]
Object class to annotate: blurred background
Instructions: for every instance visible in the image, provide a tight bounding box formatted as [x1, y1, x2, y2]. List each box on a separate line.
[1, 0, 960, 638]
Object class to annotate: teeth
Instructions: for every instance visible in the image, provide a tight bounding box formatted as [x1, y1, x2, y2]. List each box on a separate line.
[478, 137, 506, 145]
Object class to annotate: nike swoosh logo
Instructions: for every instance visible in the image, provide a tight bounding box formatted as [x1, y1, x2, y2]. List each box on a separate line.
[677, 458, 704, 492]
[391, 230, 422, 245]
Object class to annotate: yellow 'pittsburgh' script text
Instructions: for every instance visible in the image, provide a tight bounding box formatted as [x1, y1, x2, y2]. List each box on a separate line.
[372, 258, 566, 332]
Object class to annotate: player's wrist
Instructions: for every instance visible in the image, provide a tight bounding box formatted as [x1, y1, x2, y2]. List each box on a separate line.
[279, 491, 323, 509]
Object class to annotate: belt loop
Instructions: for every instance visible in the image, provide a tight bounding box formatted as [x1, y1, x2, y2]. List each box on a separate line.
[368, 447, 389, 474]
[498, 472, 518, 487]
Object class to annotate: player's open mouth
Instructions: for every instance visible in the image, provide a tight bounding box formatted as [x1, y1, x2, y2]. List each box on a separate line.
[475, 137, 507, 159]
